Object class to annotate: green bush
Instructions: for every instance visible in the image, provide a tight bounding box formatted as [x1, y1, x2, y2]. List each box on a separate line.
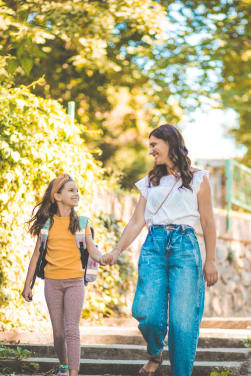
[210, 370, 230, 376]
[0, 344, 39, 374]
[0, 84, 136, 330]
[83, 214, 137, 320]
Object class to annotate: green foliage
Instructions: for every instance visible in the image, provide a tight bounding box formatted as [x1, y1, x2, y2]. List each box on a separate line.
[0, 345, 39, 375]
[210, 371, 229, 376]
[244, 338, 251, 348]
[1, 0, 250, 180]
[0, 0, 183, 188]
[0, 83, 135, 330]
[226, 248, 235, 264]
[83, 214, 137, 320]
[162, 0, 251, 164]
[0, 345, 31, 361]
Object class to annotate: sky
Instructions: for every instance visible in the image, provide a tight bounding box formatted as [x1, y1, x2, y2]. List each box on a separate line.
[163, 3, 247, 162]
[181, 108, 246, 162]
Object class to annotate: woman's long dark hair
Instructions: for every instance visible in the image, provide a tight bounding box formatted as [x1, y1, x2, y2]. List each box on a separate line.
[149, 124, 193, 190]
[28, 178, 80, 236]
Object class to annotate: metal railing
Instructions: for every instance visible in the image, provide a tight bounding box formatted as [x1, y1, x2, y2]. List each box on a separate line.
[225, 159, 251, 230]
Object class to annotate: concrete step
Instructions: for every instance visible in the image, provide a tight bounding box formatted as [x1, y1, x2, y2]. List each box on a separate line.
[0, 357, 245, 376]
[1, 324, 250, 375]
[1, 327, 250, 347]
[0, 343, 249, 362]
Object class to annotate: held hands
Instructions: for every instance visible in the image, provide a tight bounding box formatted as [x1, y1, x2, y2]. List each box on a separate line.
[100, 248, 121, 266]
[203, 260, 218, 287]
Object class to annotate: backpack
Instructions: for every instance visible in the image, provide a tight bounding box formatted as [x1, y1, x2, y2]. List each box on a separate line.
[31, 216, 98, 289]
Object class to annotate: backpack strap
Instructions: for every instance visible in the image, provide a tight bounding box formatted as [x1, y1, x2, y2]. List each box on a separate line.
[76, 216, 89, 249]
[79, 216, 89, 229]
[76, 216, 89, 278]
[40, 218, 50, 250]
[31, 218, 51, 289]
[76, 216, 97, 286]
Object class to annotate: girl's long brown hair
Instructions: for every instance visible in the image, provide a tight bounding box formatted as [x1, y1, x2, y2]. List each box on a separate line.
[149, 124, 193, 190]
[28, 177, 80, 236]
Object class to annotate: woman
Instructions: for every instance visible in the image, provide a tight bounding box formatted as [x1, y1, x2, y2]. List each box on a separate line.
[102, 124, 218, 376]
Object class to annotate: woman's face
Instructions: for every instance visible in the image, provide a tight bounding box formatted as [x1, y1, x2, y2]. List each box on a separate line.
[55, 180, 80, 207]
[149, 135, 170, 165]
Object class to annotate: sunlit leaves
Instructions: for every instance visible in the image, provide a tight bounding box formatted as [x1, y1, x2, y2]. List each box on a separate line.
[1, 0, 250, 177]
[0, 83, 136, 329]
[0, 0, 182, 187]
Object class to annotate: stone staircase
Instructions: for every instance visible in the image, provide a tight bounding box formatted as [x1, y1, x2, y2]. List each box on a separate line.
[0, 319, 250, 375]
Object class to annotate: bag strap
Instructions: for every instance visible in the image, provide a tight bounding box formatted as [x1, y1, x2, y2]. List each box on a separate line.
[152, 176, 181, 217]
[31, 218, 51, 289]
[40, 218, 50, 249]
[76, 216, 89, 249]
[77, 216, 91, 285]
[78, 216, 89, 230]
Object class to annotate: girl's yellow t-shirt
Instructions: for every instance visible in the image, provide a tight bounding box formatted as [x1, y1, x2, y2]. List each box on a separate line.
[44, 215, 91, 279]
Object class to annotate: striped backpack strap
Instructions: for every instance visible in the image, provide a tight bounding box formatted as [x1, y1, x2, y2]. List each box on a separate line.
[77, 216, 98, 286]
[40, 218, 50, 250]
[76, 216, 89, 249]
[31, 218, 51, 289]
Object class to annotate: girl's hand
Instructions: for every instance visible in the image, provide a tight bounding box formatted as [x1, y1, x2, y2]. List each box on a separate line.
[22, 285, 33, 302]
[99, 253, 107, 266]
[100, 254, 111, 266]
[101, 249, 120, 266]
[203, 260, 218, 287]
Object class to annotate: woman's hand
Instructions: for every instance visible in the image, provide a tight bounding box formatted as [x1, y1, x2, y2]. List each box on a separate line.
[101, 248, 121, 266]
[22, 285, 33, 302]
[203, 260, 218, 287]
[198, 175, 217, 288]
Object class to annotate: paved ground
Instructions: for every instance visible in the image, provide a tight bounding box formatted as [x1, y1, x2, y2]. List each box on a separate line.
[1, 319, 251, 345]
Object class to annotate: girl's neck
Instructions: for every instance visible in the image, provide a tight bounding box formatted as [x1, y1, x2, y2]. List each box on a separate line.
[56, 204, 72, 217]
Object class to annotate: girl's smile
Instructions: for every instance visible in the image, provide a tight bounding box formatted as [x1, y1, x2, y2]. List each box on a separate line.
[55, 181, 80, 207]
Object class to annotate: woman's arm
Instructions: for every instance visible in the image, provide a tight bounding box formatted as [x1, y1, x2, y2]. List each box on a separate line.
[101, 194, 146, 265]
[198, 175, 218, 287]
[22, 236, 41, 301]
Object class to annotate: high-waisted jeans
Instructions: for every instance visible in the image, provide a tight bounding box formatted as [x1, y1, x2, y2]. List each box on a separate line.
[132, 224, 205, 376]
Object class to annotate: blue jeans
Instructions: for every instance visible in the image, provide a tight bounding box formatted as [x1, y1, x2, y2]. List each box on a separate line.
[132, 224, 205, 376]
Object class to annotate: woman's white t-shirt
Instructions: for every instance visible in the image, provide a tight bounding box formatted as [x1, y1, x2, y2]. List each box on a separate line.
[135, 170, 209, 228]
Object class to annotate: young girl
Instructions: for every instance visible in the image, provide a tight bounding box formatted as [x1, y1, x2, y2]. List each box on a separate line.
[22, 173, 103, 376]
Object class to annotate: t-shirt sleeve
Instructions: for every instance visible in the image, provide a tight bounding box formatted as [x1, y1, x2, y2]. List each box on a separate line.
[135, 176, 149, 199]
[85, 223, 92, 236]
[193, 170, 210, 194]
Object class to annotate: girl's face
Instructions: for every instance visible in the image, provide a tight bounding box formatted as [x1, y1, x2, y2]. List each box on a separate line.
[149, 135, 170, 165]
[55, 180, 80, 207]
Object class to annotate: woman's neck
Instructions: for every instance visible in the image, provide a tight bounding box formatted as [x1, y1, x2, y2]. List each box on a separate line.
[166, 164, 179, 177]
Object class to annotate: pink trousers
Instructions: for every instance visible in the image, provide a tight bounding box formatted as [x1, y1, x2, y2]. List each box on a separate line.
[44, 277, 85, 370]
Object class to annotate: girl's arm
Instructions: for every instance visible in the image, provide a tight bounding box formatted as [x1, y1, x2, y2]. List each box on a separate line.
[22, 236, 41, 302]
[86, 234, 103, 263]
[198, 175, 218, 287]
[102, 194, 146, 265]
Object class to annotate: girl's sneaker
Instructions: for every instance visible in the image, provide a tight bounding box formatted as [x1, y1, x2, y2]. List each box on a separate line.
[57, 364, 69, 376]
